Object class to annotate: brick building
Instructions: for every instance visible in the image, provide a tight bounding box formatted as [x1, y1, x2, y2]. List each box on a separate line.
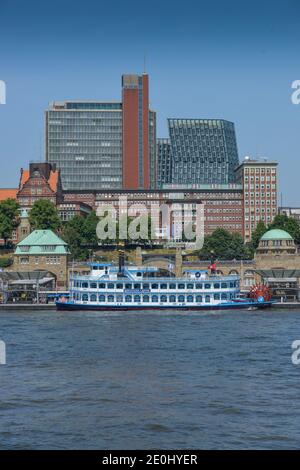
[17, 162, 63, 209]
[63, 185, 244, 241]
[235, 157, 278, 243]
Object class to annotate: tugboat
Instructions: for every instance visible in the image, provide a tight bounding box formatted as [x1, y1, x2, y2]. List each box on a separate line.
[56, 253, 273, 312]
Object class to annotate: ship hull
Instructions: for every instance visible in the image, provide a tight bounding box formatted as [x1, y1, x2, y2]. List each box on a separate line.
[56, 300, 274, 311]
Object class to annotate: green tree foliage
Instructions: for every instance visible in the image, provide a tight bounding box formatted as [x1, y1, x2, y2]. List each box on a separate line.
[0, 198, 19, 245]
[269, 214, 300, 244]
[82, 211, 100, 246]
[197, 228, 252, 260]
[62, 211, 100, 260]
[0, 256, 13, 268]
[96, 213, 155, 246]
[250, 220, 268, 249]
[29, 200, 61, 231]
[61, 215, 88, 260]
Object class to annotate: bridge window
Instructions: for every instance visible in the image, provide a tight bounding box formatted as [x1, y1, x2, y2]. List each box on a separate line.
[143, 295, 150, 302]
[160, 295, 167, 302]
[195, 283, 203, 289]
[160, 283, 168, 289]
[107, 295, 114, 302]
[187, 284, 194, 290]
[205, 295, 211, 303]
[221, 283, 228, 289]
[116, 283, 123, 289]
[196, 295, 203, 303]
[221, 293, 227, 300]
[134, 295, 141, 303]
[214, 283, 220, 289]
[214, 293, 220, 300]
[82, 282, 88, 289]
[125, 295, 132, 302]
[99, 294, 105, 302]
[169, 283, 176, 290]
[152, 295, 158, 302]
[90, 282, 97, 289]
[204, 283, 211, 289]
[170, 295, 176, 302]
[134, 283, 141, 289]
[116, 294, 123, 302]
[178, 295, 185, 303]
[178, 283, 185, 290]
[143, 283, 150, 289]
[108, 283, 114, 289]
[90, 294, 97, 302]
[82, 294, 88, 301]
[125, 283, 132, 289]
[99, 283, 106, 289]
[187, 295, 194, 302]
[151, 283, 158, 289]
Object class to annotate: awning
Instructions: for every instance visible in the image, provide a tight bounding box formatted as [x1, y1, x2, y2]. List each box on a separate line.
[10, 277, 54, 286]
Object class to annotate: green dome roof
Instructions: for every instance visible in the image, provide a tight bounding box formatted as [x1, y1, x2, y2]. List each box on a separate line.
[261, 229, 293, 241]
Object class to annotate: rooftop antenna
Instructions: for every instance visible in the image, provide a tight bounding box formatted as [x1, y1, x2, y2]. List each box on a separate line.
[143, 52, 147, 73]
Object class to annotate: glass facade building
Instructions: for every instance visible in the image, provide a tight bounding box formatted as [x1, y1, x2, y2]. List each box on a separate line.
[46, 75, 156, 191]
[168, 119, 239, 185]
[157, 138, 172, 188]
[46, 102, 123, 191]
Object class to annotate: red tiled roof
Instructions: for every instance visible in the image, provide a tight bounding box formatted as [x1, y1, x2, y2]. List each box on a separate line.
[19, 170, 30, 189]
[18, 169, 60, 193]
[48, 170, 59, 192]
[0, 189, 18, 201]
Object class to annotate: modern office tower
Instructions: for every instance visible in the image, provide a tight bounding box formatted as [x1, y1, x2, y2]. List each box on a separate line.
[157, 138, 172, 188]
[46, 101, 123, 191]
[46, 74, 156, 191]
[235, 157, 278, 242]
[168, 119, 239, 185]
[122, 74, 156, 190]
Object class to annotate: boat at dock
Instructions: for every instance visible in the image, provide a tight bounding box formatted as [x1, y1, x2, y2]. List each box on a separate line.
[56, 256, 273, 312]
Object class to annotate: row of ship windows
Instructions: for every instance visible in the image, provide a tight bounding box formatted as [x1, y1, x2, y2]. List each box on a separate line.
[74, 281, 238, 290]
[76, 293, 235, 303]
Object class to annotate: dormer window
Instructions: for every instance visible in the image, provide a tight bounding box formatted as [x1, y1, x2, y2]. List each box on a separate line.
[41, 245, 56, 251]
[19, 245, 30, 252]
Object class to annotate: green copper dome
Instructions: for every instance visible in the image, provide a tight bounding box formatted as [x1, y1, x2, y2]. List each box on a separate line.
[261, 229, 293, 241]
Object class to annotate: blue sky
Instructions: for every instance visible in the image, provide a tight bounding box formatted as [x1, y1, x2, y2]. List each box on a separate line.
[0, 0, 299, 204]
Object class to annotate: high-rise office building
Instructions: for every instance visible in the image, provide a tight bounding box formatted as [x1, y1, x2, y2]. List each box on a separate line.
[168, 118, 239, 185]
[46, 74, 156, 191]
[46, 101, 123, 191]
[157, 138, 172, 188]
[235, 157, 278, 242]
[122, 74, 156, 190]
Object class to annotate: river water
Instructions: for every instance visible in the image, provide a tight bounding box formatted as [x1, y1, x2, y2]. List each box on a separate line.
[0, 308, 300, 449]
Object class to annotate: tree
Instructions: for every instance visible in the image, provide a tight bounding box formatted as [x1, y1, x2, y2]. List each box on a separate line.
[250, 220, 268, 249]
[0, 198, 19, 245]
[269, 214, 300, 244]
[197, 228, 252, 260]
[61, 212, 100, 260]
[29, 200, 61, 231]
[61, 215, 88, 261]
[82, 211, 99, 247]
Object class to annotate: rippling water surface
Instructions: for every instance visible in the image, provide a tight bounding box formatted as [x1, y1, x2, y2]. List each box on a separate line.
[1, 308, 300, 449]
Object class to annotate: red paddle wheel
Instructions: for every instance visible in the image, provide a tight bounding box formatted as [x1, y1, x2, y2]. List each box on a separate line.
[249, 284, 272, 301]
